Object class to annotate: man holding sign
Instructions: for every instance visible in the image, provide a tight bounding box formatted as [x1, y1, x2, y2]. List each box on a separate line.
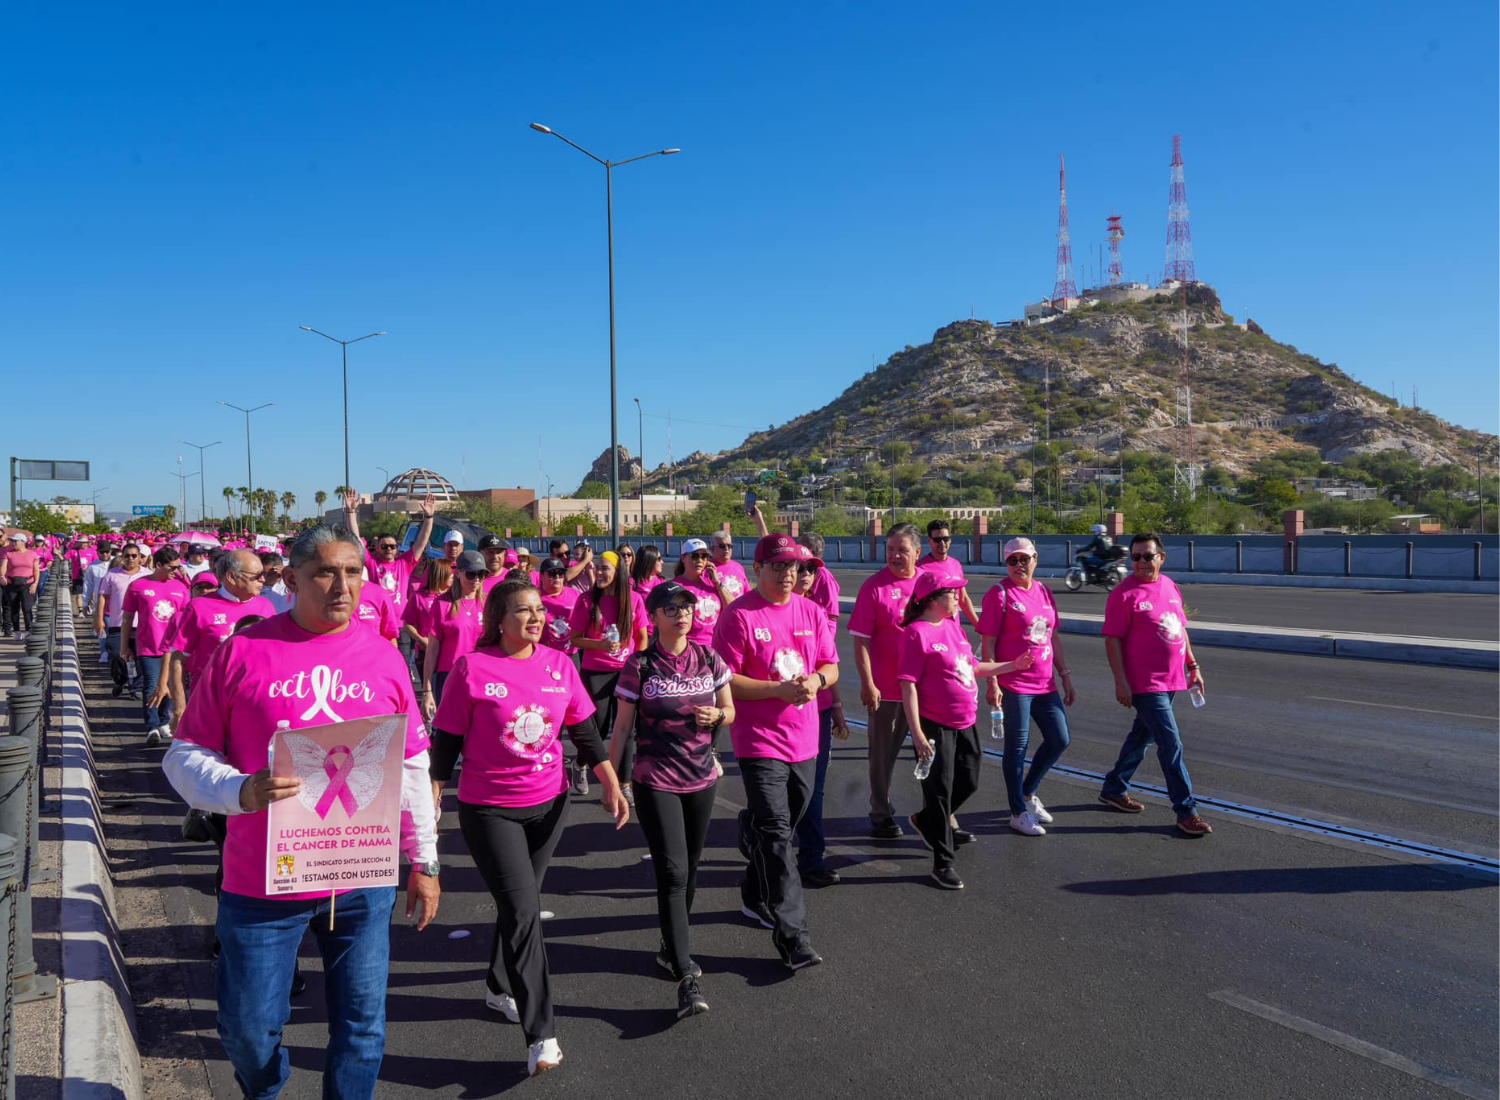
[164, 525, 439, 1100]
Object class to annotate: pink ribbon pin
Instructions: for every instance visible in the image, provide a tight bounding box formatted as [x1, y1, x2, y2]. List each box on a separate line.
[314, 745, 361, 819]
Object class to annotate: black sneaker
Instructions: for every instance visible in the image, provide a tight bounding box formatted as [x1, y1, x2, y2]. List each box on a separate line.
[740, 900, 774, 930]
[799, 866, 841, 888]
[954, 829, 976, 846]
[676, 976, 709, 1018]
[656, 943, 702, 979]
[908, 813, 933, 852]
[869, 820, 904, 840]
[785, 938, 823, 971]
[736, 808, 753, 860]
[931, 866, 965, 890]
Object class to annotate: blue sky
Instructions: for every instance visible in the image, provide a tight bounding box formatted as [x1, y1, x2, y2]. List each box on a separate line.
[3, 1, 1495, 521]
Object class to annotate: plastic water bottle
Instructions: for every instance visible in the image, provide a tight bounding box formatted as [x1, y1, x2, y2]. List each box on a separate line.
[989, 707, 1003, 739]
[126, 657, 139, 681]
[1189, 685, 1206, 708]
[604, 624, 621, 647]
[914, 749, 934, 781]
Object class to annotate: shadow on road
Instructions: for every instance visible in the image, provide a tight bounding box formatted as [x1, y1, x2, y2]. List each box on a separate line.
[1063, 862, 1496, 896]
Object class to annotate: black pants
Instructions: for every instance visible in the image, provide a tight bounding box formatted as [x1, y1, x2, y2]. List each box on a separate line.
[738, 756, 815, 957]
[913, 719, 982, 869]
[582, 669, 631, 782]
[2, 578, 35, 633]
[458, 794, 568, 1044]
[633, 780, 717, 978]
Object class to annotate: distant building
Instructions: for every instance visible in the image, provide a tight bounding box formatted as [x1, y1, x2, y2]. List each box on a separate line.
[528, 494, 700, 529]
[458, 487, 536, 510]
[1294, 478, 1379, 501]
[1389, 513, 1441, 535]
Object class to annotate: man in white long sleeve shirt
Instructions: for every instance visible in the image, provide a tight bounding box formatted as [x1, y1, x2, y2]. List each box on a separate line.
[163, 524, 439, 1100]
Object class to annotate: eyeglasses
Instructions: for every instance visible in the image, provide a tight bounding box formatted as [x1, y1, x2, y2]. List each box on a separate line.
[464, 570, 488, 580]
[1131, 552, 1160, 562]
[659, 603, 695, 618]
[1006, 556, 1033, 566]
[768, 560, 799, 573]
[930, 535, 952, 544]
[122, 553, 141, 560]
[242, 571, 266, 582]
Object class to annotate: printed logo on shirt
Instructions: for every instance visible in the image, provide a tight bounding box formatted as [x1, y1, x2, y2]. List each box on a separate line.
[642, 672, 716, 700]
[772, 648, 806, 682]
[381, 572, 397, 591]
[931, 643, 949, 653]
[152, 598, 177, 622]
[1026, 616, 1050, 645]
[721, 574, 745, 601]
[501, 703, 559, 766]
[695, 594, 721, 624]
[1137, 601, 1154, 612]
[358, 604, 378, 620]
[1157, 612, 1185, 645]
[267, 665, 375, 723]
[482, 683, 509, 698]
[753, 627, 772, 642]
[954, 652, 976, 689]
[212, 613, 228, 625]
[547, 616, 571, 640]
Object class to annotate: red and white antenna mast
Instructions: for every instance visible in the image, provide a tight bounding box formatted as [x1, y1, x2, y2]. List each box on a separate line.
[1051, 155, 1077, 309]
[1164, 134, 1195, 283]
[1106, 212, 1125, 285]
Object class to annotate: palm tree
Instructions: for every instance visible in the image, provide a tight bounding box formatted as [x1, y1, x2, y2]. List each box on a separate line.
[314, 489, 328, 515]
[222, 486, 236, 532]
[281, 490, 296, 519]
[237, 486, 252, 535]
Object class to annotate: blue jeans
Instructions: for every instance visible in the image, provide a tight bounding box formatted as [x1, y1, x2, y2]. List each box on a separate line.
[216, 886, 396, 1100]
[795, 708, 834, 872]
[1000, 690, 1071, 816]
[139, 654, 173, 731]
[1101, 692, 1198, 819]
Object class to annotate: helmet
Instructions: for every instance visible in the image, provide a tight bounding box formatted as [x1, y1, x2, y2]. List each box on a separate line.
[1090, 524, 1106, 535]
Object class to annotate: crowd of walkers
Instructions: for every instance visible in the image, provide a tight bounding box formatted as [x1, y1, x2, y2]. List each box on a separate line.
[8, 497, 1211, 1095]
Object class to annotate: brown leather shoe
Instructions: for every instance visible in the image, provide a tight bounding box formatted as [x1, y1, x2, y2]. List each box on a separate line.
[1098, 792, 1145, 813]
[1176, 813, 1212, 836]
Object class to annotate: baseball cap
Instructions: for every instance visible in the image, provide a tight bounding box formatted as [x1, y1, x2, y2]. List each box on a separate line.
[456, 550, 486, 574]
[503, 550, 519, 567]
[539, 556, 568, 576]
[679, 538, 709, 557]
[443, 530, 464, 545]
[185, 542, 209, 555]
[753, 533, 800, 564]
[477, 534, 509, 552]
[645, 580, 695, 615]
[1002, 537, 1038, 560]
[191, 572, 219, 588]
[7, 532, 25, 542]
[796, 544, 825, 568]
[913, 569, 963, 603]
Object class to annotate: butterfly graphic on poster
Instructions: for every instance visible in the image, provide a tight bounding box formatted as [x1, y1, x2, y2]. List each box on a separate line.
[282, 717, 401, 820]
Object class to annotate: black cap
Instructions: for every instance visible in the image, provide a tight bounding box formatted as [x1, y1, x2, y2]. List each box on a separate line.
[477, 534, 510, 552]
[645, 581, 695, 615]
[539, 556, 568, 576]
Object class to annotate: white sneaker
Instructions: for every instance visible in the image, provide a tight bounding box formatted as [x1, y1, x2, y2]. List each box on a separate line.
[485, 989, 520, 1022]
[527, 1037, 562, 1076]
[145, 728, 162, 747]
[1009, 811, 1046, 837]
[159, 725, 173, 743]
[1026, 796, 1053, 824]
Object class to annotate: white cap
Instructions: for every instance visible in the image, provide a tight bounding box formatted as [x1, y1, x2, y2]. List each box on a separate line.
[1003, 537, 1038, 559]
[6, 532, 25, 542]
[680, 538, 709, 556]
[443, 530, 464, 544]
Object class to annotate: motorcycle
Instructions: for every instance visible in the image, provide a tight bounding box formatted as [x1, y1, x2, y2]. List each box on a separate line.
[1063, 547, 1128, 592]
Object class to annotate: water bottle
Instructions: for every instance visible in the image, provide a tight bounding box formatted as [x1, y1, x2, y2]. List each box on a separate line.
[914, 748, 934, 781]
[126, 656, 139, 681]
[1189, 685, 1206, 708]
[989, 707, 1003, 739]
[604, 623, 620, 647]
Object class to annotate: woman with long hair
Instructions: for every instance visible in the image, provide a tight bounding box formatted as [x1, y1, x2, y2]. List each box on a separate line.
[898, 570, 1032, 890]
[631, 544, 663, 600]
[421, 550, 486, 720]
[671, 539, 730, 647]
[430, 578, 629, 1077]
[569, 551, 648, 800]
[402, 557, 451, 690]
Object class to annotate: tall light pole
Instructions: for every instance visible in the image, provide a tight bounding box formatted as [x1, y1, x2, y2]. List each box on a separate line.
[633, 397, 645, 535]
[170, 462, 200, 528]
[219, 402, 275, 536]
[91, 486, 109, 523]
[544, 477, 554, 531]
[299, 326, 386, 493]
[376, 466, 390, 494]
[182, 439, 221, 526]
[530, 122, 680, 539]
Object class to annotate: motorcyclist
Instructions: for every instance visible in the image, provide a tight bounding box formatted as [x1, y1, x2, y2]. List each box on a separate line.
[1078, 524, 1114, 581]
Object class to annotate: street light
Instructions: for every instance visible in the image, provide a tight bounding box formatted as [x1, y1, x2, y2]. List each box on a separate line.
[181, 439, 222, 527]
[299, 326, 386, 493]
[531, 121, 680, 539]
[90, 486, 109, 522]
[633, 397, 645, 535]
[218, 402, 276, 536]
[376, 466, 390, 493]
[170, 464, 200, 528]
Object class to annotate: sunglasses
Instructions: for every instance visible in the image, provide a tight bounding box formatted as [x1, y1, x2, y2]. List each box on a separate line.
[463, 570, 488, 580]
[658, 603, 695, 618]
[1131, 552, 1160, 562]
[797, 563, 820, 574]
[930, 535, 952, 543]
[542, 569, 567, 578]
[378, 543, 399, 551]
[1006, 555, 1033, 566]
[689, 552, 711, 562]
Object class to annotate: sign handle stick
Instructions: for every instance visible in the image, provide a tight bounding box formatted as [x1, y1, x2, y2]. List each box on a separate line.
[329, 889, 336, 930]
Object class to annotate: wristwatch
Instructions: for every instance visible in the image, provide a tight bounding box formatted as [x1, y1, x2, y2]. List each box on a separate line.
[415, 860, 441, 877]
[817, 672, 828, 690]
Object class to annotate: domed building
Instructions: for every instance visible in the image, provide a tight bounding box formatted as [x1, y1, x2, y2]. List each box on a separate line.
[375, 468, 462, 505]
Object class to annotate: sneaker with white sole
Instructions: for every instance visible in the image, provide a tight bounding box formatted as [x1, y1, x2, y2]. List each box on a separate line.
[145, 728, 162, 748]
[1026, 795, 1053, 824]
[527, 1037, 563, 1076]
[676, 976, 710, 1017]
[485, 989, 520, 1022]
[571, 764, 590, 796]
[159, 725, 173, 743]
[1009, 811, 1046, 837]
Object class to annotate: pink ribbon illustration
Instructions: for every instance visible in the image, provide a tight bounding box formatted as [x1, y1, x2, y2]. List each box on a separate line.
[314, 745, 360, 819]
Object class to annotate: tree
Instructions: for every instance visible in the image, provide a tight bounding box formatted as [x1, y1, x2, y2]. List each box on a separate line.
[281, 491, 296, 519]
[222, 486, 237, 531]
[1251, 477, 1298, 515]
[162, 504, 178, 528]
[575, 481, 609, 499]
[806, 506, 860, 537]
[314, 490, 328, 514]
[878, 441, 912, 465]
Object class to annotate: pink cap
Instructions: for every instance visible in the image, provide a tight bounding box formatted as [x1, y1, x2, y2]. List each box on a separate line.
[795, 544, 824, 568]
[503, 550, 519, 566]
[753, 533, 800, 564]
[912, 568, 962, 604]
[1003, 537, 1038, 559]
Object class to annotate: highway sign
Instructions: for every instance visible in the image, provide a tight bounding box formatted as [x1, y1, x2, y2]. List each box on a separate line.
[132, 505, 167, 516]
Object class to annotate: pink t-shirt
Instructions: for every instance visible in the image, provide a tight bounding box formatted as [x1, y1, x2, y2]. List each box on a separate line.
[710, 559, 750, 604]
[431, 645, 595, 808]
[402, 587, 444, 638]
[847, 567, 921, 699]
[897, 616, 980, 729]
[1102, 574, 1190, 694]
[917, 553, 968, 619]
[167, 592, 279, 679]
[539, 587, 580, 654]
[174, 613, 428, 901]
[99, 567, 152, 628]
[977, 579, 1058, 694]
[712, 589, 838, 762]
[675, 573, 724, 647]
[365, 547, 419, 612]
[1, 549, 38, 583]
[122, 575, 191, 656]
[355, 584, 401, 642]
[568, 590, 647, 672]
[423, 596, 485, 674]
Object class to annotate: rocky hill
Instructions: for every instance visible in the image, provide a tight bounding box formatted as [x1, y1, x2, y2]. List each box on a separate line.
[667, 284, 1490, 481]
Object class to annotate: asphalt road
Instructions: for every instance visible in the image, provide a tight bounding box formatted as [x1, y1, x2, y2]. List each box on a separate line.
[86, 630, 1499, 1099]
[828, 567, 1500, 641]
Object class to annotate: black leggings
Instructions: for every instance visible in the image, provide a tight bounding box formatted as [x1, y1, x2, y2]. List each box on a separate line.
[582, 669, 631, 782]
[633, 779, 717, 978]
[2, 578, 35, 633]
[458, 794, 568, 1045]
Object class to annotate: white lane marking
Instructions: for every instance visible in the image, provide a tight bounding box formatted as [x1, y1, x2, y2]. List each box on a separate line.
[1208, 989, 1493, 1099]
[1306, 695, 1496, 722]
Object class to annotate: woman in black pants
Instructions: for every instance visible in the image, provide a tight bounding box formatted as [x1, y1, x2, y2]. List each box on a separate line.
[610, 581, 733, 1018]
[431, 579, 630, 1078]
[568, 551, 647, 801]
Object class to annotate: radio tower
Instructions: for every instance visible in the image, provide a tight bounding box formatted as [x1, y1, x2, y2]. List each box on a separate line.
[1164, 134, 1195, 283]
[1173, 282, 1198, 496]
[1051, 155, 1077, 309]
[1106, 212, 1125, 285]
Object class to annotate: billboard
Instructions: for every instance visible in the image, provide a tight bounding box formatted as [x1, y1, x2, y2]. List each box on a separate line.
[14, 459, 90, 481]
[132, 505, 168, 516]
[43, 503, 96, 524]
